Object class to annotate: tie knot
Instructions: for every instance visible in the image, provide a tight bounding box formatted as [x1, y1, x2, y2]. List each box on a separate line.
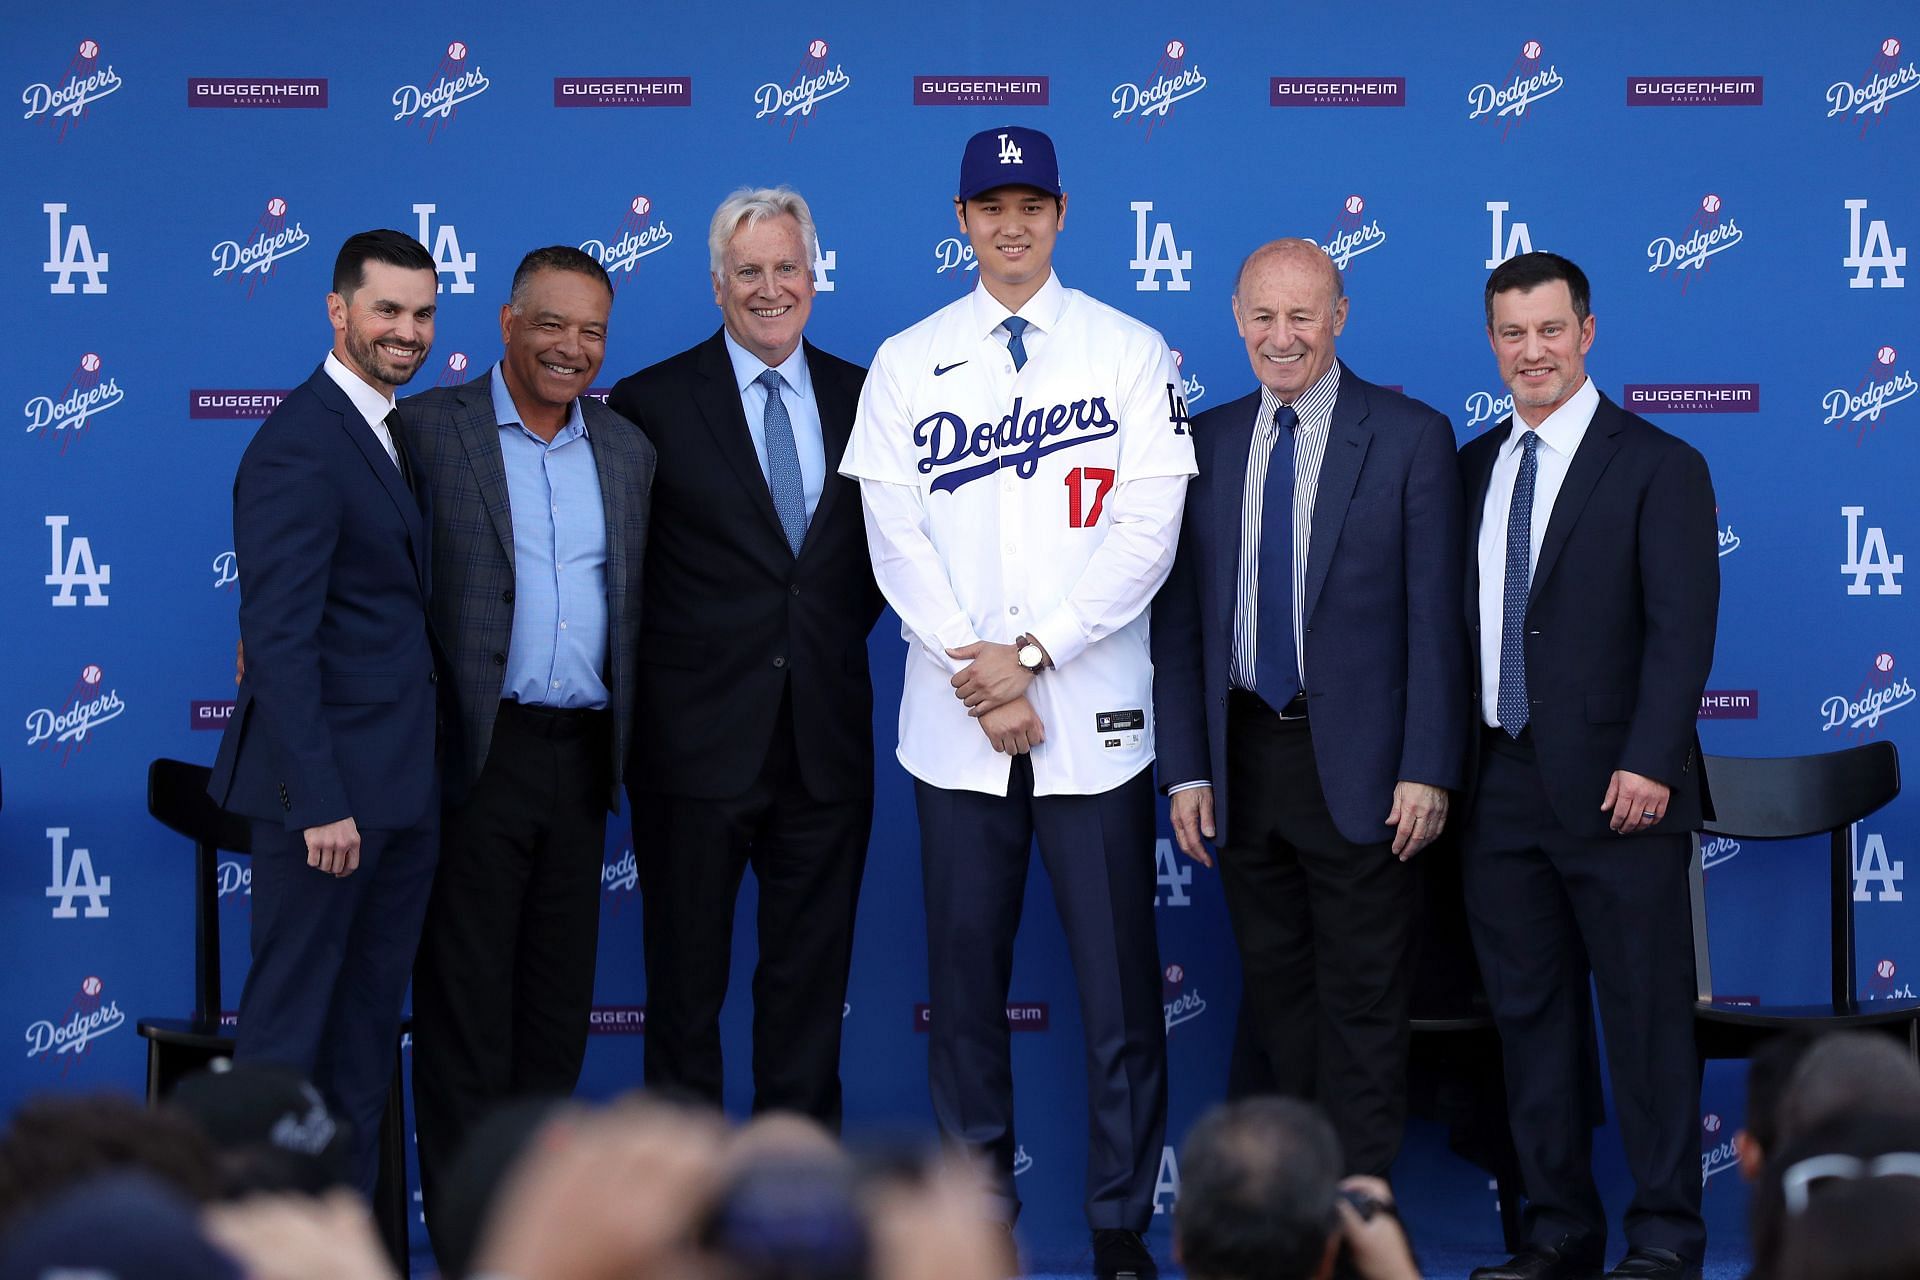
[1520, 429, 1540, 456]
[756, 369, 784, 395]
[384, 408, 403, 432]
[1003, 316, 1029, 338]
[1271, 403, 1299, 436]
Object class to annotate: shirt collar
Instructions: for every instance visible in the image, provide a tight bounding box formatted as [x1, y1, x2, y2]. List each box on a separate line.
[970, 270, 1066, 340]
[322, 350, 396, 431]
[1505, 375, 1599, 459]
[722, 328, 813, 399]
[489, 362, 589, 443]
[1257, 359, 1342, 436]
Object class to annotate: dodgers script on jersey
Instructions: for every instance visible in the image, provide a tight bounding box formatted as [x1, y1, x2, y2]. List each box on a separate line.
[842, 273, 1196, 796]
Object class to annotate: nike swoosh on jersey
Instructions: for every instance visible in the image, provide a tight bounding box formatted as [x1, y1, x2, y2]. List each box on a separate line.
[933, 361, 968, 376]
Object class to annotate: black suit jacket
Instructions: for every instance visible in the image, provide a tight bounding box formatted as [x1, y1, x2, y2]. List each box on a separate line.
[1459, 392, 1719, 839]
[608, 330, 882, 801]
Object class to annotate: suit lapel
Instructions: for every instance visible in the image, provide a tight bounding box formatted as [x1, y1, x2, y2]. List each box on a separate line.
[694, 332, 789, 549]
[1303, 369, 1372, 624]
[585, 399, 629, 640]
[799, 342, 853, 558]
[452, 376, 517, 575]
[1211, 392, 1260, 623]
[1461, 426, 1503, 615]
[1529, 397, 1625, 606]
[312, 368, 429, 591]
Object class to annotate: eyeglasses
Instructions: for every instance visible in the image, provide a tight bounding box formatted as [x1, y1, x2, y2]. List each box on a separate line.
[1779, 1151, 1920, 1214]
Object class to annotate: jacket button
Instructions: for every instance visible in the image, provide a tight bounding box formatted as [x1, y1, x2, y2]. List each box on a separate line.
[790, 584, 802, 596]
[772, 656, 787, 669]
[493, 652, 507, 666]
[428, 670, 438, 683]
[502, 589, 515, 603]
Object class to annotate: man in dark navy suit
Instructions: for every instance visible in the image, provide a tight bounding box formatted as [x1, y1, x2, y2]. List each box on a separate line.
[1153, 238, 1468, 1179]
[1459, 253, 1718, 1280]
[210, 230, 443, 1192]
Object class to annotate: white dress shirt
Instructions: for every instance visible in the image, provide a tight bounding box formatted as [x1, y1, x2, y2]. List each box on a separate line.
[322, 351, 401, 470]
[1476, 375, 1600, 727]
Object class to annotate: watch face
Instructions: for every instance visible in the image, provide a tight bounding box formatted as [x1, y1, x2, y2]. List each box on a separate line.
[1019, 643, 1042, 669]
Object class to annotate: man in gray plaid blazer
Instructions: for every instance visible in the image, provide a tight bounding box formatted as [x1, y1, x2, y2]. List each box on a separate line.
[398, 246, 655, 1260]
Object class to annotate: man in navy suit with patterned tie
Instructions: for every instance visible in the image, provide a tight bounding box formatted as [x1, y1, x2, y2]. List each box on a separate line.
[210, 229, 442, 1192]
[1153, 238, 1468, 1180]
[1459, 253, 1718, 1280]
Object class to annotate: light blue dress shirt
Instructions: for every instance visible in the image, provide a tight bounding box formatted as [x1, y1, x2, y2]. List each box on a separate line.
[490, 363, 609, 709]
[722, 330, 826, 521]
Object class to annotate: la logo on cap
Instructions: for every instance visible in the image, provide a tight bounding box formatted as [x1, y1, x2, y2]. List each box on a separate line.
[998, 132, 1023, 164]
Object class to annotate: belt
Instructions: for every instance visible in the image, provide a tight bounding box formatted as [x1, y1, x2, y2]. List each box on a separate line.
[1229, 688, 1310, 721]
[498, 700, 610, 739]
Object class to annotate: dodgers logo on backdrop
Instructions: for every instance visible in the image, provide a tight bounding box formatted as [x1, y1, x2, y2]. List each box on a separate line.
[1465, 388, 1515, 430]
[24, 353, 122, 455]
[22, 38, 121, 138]
[26, 976, 124, 1064]
[1699, 835, 1742, 870]
[1821, 651, 1914, 737]
[213, 550, 239, 589]
[1132, 201, 1192, 291]
[1853, 829, 1905, 903]
[1825, 345, 1914, 445]
[1647, 194, 1744, 292]
[1161, 962, 1208, 1032]
[1112, 39, 1207, 136]
[211, 197, 309, 295]
[1844, 199, 1907, 289]
[217, 857, 251, 901]
[1321, 194, 1388, 270]
[602, 843, 638, 917]
[414, 203, 476, 294]
[25, 664, 126, 761]
[1484, 200, 1535, 269]
[933, 234, 976, 281]
[1169, 348, 1205, 409]
[1468, 40, 1565, 135]
[45, 827, 110, 919]
[45, 517, 110, 607]
[43, 202, 108, 294]
[581, 195, 674, 293]
[1011, 1145, 1033, 1176]
[437, 353, 472, 388]
[1717, 509, 1741, 557]
[393, 41, 489, 137]
[1842, 506, 1904, 596]
[1699, 690, 1758, 721]
[916, 396, 1120, 494]
[1702, 1114, 1738, 1184]
[1827, 37, 1917, 134]
[753, 38, 851, 140]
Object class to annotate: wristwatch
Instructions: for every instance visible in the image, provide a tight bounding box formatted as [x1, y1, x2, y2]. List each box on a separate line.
[1015, 634, 1047, 672]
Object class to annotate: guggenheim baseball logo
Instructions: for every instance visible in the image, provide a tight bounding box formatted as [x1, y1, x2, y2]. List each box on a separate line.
[915, 75, 1047, 107]
[1468, 40, 1564, 135]
[188, 77, 326, 108]
[581, 196, 673, 291]
[1622, 382, 1758, 416]
[1698, 690, 1757, 721]
[212, 198, 309, 294]
[26, 976, 124, 1063]
[22, 38, 121, 137]
[1646, 194, 1744, 291]
[554, 76, 690, 108]
[394, 41, 490, 136]
[913, 1002, 1049, 1032]
[1271, 76, 1404, 108]
[1321, 194, 1387, 271]
[25, 353, 123, 453]
[1627, 76, 1761, 107]
[26, 664, 126, 759]
[1113, 39, 1208, 136]
[754, 38, 851, 138]
[1826, 345, 1913, 444]
[1828, 37, 1916, 134]
[1822, 651, 1913, 736]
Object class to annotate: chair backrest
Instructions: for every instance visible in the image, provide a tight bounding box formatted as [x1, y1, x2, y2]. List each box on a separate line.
[147, 758, 250, 1028]
[1693, 743, 1902, 1012]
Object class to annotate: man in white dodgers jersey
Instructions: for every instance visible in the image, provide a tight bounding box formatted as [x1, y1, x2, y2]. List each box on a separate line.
[840, 125, 1196, 1280]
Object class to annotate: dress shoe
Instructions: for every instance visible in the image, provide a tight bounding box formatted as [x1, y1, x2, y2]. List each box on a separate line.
[1469, 1241, 1602, 1280]
[1605, 1247, 1699, 1279]
[1092, 1228, 1157, 1280]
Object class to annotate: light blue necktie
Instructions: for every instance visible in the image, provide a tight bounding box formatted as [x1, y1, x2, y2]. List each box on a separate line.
[1003, 316, 1029, 371]
[1498, 430, 1540, 738]
[756, 369, 807, 555]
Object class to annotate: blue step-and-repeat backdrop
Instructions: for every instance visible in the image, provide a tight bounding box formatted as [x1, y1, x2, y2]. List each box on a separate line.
[3, 1, 1914, 1268]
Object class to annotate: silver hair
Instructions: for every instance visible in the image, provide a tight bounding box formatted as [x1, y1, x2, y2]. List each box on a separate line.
[708, 186, 819, 276]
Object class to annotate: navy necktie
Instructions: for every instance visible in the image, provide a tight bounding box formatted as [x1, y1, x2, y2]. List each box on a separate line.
[1255, 404, 1300, 708]
[1003, 316, 1029, 371]
[1498, 430, 1541, 738]
[756, 369, 807, 555]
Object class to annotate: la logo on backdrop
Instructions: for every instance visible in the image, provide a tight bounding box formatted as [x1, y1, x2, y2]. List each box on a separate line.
[1468, 39, 1565, 138]
[1825, 344, 1914, 445]
[580, 195, 674, 294]
[210, 197, 309, 297]
[21, 37, 121, 140]
[1112, 39, 1208, 139]
[25, 976, 125, 1074]
[25, 663, 126, 762]
[1827, 36, 1916, 137]
[753, 38, 852, 140]
[393, 40, 490, 139]
[24, 352, 122, 455]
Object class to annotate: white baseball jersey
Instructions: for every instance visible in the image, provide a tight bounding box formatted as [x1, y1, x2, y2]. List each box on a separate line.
[841, 272, 1197, 797]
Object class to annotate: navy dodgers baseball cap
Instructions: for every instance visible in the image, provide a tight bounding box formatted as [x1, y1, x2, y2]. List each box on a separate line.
[957, 125, 1062, 202]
